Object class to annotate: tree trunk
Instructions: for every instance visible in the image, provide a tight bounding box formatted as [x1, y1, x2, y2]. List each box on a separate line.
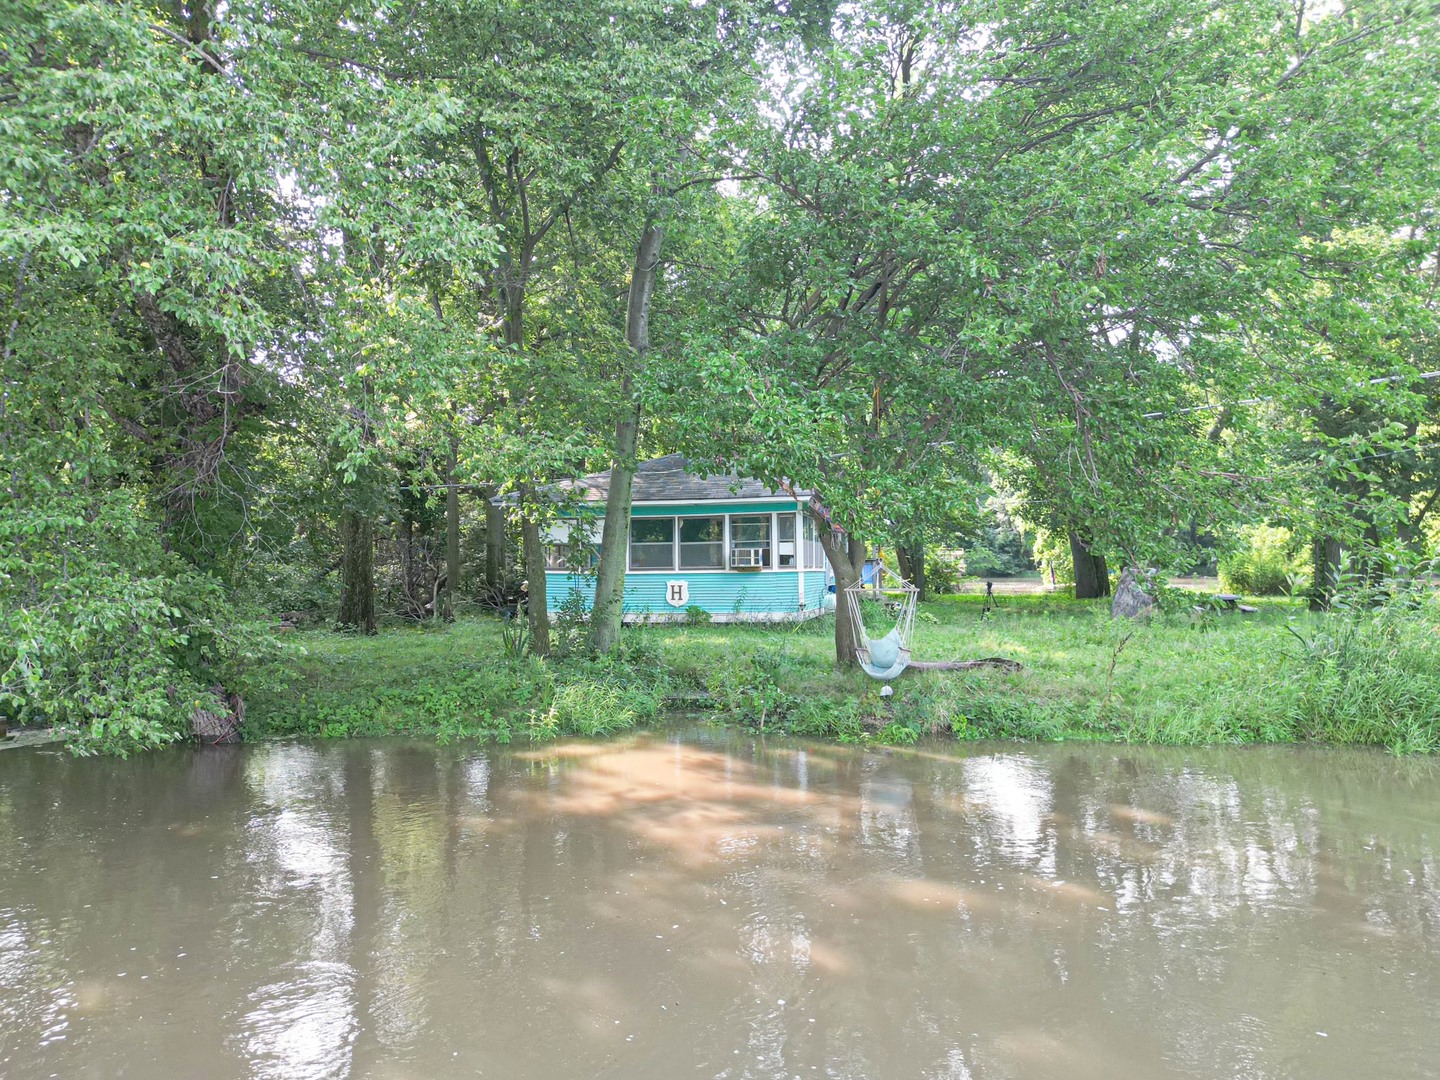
[337, 360, 377, 632]
[589, 378, 638, 655]
[1310, 534, 1343, 610]
[443, 433, 460, 621]
[1070, 532, 1110, 598]
[483, 487, 506, 590]
[520, 507, 550, 657]
[338, 509, 376, 633]
[589, 221, 663, 655]
[897, 542, 927, 601]
[813, 505, 866, 666]
[401, 516, 414, 610]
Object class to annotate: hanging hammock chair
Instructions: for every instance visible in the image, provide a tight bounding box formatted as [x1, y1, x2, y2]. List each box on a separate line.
[844, 563, 919, 680]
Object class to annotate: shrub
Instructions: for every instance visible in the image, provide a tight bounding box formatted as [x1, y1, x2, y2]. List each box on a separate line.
[1, 488, 275, 756]
[530, 683, 637, 738]
[233, 540, 335, 621]
[1286, 563, 1440, 752]
[551, 588, 592, 658]
[1219, 525, 1310, 595]
[925, 551, 965, 595]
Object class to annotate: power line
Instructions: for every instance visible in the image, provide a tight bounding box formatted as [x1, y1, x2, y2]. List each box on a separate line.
[1341, 440, 1440, 465]
[1141, 369, 1440, 420]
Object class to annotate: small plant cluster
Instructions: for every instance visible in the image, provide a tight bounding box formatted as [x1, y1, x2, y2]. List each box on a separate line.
[703, 644, 801, 731]
[924, 551, 967, 595]
[550, 589, 592, 658]
[525, 683, 638, 741]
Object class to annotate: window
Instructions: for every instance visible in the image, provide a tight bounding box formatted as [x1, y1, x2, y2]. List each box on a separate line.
[802, 513, 826, 569]
[547, 543, 598, 572]
[680, 516, 725, 569]
[730, 514, 771, 568]
[776, 513, 797, 567]
[629, 517, 676, 570]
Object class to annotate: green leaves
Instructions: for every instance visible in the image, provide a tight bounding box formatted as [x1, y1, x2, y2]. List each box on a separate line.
[3, 0, 1434, 743]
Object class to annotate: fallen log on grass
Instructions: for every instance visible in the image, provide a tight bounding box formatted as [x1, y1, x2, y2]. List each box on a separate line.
[908, 657, 1023, 673]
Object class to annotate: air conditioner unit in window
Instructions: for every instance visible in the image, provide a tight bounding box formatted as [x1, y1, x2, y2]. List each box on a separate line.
[731, 547, 765, 569]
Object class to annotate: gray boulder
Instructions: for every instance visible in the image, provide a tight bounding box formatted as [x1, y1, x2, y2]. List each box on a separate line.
[1111, 567, 1156, 619]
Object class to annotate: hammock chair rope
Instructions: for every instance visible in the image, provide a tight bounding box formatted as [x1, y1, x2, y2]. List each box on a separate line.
[844, 563, 919, 680]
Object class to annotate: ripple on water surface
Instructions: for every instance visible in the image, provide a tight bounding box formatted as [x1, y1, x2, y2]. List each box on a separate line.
[0, 733, 1437, 1079]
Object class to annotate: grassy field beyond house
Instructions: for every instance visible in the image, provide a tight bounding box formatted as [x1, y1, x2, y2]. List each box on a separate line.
[244, 589, 1440, 754]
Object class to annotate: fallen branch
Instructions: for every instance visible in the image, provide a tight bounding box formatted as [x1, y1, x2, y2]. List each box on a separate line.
[908, 657, 1023, 673]
[190, 685, 244, 745]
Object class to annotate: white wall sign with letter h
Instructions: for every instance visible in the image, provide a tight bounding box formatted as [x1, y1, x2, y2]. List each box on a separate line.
[666, 580, 689, 608]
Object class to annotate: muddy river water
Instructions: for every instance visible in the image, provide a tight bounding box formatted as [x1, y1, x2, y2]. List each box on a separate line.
[2, 730, 1438, 1079]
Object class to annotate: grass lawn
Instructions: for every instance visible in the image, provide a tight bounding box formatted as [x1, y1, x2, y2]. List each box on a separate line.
[244, 589, 1440, 753]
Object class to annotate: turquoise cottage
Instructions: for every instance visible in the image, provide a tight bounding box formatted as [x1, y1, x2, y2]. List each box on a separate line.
[544, 455, 835, 622]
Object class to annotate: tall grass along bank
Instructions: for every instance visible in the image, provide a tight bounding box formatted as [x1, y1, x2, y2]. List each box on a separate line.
[241, 588, 1440, 755]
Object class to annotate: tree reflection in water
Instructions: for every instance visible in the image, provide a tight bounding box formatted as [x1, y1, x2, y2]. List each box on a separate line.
[0, 733, 1436, 1079]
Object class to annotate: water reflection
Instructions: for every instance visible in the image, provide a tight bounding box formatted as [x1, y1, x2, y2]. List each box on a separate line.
[0, 734, 1437, 1078]
[231, 748, 356, 1079]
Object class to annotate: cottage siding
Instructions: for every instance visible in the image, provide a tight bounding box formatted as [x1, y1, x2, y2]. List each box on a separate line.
[541, 455, 831, 622]
[801, 570, 830, 612]
[544, 568, 827, 620]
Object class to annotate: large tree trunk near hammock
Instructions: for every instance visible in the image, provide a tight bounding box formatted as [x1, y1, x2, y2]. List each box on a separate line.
[1070, 532, 1110, 599]
[896, 543, 927, 601]
[811, 506, 867, 667]
[908, 657, 1022, 673]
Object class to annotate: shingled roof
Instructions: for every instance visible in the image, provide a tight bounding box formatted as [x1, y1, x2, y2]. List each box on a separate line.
[566, 454, 807, 504]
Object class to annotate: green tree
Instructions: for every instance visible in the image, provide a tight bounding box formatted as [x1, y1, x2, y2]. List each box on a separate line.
[671, 0, 1439, 662]
[0, 0, 488, 744]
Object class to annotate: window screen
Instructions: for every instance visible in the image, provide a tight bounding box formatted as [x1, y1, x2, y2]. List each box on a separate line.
[679, 516, 725, 569]
[777, 513, 797, 567]
[802, 513, 827, 569]
[730, 514, 771, 568]
[629, 517, 676, 570]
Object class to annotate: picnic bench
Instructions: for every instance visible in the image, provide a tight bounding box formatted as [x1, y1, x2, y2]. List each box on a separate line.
[1212, 593, 1259, 614]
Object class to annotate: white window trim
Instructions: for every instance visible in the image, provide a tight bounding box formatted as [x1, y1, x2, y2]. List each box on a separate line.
[621, 507, 812, 573]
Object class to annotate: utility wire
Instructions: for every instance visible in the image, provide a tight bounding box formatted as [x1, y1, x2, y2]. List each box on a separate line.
[1142, 369, 1440, 420]
[1331, 440, 1440, 466]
